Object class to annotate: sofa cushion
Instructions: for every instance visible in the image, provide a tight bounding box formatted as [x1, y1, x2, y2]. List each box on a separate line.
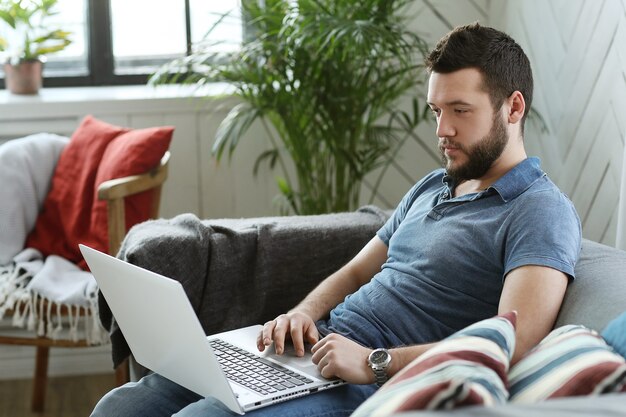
[556, 239, 626, 332]
[601, 310, 626, 358]
[351, 312, 516, 417]
[509, 324, 626, 403]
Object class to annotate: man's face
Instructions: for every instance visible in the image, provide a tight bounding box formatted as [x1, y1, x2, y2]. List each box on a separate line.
[427, 68, 509, 181]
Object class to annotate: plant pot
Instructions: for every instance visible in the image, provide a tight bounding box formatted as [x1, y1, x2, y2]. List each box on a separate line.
[4, 59, 43, 95]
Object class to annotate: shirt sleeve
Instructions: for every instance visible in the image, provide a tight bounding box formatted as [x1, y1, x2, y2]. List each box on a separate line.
[503, 188, 582, 279]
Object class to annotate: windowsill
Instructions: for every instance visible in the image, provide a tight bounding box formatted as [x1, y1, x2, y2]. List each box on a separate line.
[0, 83, 235, 105]
[0, 83, 239, 121]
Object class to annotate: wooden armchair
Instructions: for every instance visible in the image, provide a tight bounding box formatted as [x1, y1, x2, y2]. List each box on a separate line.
[0, 151, 170, 412]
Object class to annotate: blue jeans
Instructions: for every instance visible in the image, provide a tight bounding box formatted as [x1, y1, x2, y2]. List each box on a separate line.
[90, 373, 377, 417]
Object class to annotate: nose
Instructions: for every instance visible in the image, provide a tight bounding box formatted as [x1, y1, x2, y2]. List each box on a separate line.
[436, 112, 455, 138]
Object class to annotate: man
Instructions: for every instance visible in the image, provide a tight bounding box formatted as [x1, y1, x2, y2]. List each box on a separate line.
[90, 23, 581, 417]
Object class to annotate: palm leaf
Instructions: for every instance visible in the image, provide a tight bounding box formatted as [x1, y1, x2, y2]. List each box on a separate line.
[212, 103, 262, 160]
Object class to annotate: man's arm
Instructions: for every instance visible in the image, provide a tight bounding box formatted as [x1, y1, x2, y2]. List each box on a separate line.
[388, 266, 568, 373]
[498, 264, 569, 363]
[257, 235, 389, 356]
[310, 264, 569, 383]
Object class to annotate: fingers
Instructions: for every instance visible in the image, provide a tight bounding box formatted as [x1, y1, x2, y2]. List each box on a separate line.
[272, 314, 290, 354]
[306, 324, 320, 348]
[256, 314, 291, 355]
[310, 335, 327, 362]
[290, 321, 304, 356]
[311, 336, 335, 378]
[256, 312, 317, 356]
[257, 319, 276, 352]
[311, 334, 372, 383]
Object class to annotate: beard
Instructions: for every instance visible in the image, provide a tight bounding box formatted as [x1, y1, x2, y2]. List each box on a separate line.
[439, 114, 508, 182]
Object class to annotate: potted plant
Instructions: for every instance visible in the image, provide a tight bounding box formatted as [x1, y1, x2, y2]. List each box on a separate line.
[0, 0, 71, 94]
[152, 0, 430, 215]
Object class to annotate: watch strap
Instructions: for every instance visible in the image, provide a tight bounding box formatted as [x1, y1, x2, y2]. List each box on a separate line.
[372, 367, 388, 386]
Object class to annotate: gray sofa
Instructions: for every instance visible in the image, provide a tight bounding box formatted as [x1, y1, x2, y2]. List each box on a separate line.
[100, 207, 626, 416]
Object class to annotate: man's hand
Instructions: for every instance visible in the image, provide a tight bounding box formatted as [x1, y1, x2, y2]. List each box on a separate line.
[255, 236, 387, 358]
[311, 333, 374, 384]
[256, 311, 319, 357]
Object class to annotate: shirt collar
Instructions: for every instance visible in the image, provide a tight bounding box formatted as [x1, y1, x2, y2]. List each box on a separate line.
[489, 157, 545, 202]
[441, 157, 545, 203]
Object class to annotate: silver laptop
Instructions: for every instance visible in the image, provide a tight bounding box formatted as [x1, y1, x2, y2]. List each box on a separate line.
[79, 244, 344, 415]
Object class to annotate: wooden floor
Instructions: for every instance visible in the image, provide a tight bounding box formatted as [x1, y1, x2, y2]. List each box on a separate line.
[0, 373, 115, 417]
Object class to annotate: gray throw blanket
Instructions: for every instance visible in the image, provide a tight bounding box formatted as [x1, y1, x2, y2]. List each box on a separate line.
[100, 206, 390, 368]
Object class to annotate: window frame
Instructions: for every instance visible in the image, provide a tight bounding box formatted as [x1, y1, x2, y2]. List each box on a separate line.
[0, 0, 198, 89]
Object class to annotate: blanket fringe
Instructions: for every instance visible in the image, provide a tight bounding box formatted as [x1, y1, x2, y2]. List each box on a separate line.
[0, 265, 109, 345]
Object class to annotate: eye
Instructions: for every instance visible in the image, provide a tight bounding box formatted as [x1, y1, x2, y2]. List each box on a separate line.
[454, 107, 471, 115]
[429, 107, 441, 118]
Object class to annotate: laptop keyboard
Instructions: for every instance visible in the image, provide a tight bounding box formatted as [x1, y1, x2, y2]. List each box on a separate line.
[210, 339, 315, 395]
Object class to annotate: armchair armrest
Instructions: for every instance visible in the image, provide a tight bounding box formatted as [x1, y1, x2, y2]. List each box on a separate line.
[97, 151, 170, 256]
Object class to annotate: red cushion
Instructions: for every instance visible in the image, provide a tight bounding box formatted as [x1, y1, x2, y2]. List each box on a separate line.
[87, 126, 174, 259]
[26, 116, 127, 264]
[26, 116, 173, 269]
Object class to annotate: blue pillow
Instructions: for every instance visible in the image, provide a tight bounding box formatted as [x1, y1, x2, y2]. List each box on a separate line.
[602, 310, 626, 358]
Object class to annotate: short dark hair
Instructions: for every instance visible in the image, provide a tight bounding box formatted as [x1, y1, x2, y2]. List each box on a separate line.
[425, 23, 533, 129]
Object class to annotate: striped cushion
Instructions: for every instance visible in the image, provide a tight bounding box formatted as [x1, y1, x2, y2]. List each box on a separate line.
[351, 313, 516, 417]
[509, 324, 626, 403]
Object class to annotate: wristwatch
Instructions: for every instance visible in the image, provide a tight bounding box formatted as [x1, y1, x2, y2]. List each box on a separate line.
[368, 348, 392, 386]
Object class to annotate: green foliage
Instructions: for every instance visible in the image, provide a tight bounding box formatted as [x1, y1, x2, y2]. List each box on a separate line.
[0, 0, 71, 62]
[152, 0, 430, 215]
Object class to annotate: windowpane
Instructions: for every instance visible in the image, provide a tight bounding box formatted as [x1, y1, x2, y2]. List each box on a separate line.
[110, 0, 187, 75]
[1, 1, 244, 85]
[190, 0, 242, 53]
[45, 0, 88, 77]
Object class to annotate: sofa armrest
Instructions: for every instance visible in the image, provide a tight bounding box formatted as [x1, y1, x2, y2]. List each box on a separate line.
[555, 238, 626, 331]
[99, 206, 390, 367]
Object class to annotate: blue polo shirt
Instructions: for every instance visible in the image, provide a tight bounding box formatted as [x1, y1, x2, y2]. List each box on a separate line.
[319, 157, 581, 349]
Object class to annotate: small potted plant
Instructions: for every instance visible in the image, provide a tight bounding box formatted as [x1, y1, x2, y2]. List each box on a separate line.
[0, 0, 71, 94]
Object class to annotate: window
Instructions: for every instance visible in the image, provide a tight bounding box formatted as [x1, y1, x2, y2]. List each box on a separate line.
[0, 0, 242, 88]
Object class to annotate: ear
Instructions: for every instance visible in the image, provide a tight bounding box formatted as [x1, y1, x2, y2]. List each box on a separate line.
[506, 91, 526, 124]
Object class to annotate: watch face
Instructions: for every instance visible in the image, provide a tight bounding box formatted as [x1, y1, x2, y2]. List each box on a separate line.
[370, 349, 389, 365]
